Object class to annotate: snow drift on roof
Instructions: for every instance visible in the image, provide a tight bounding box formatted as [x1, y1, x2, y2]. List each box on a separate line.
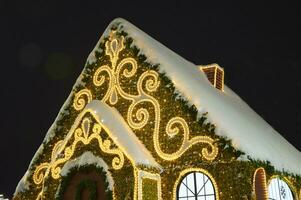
[86, 100, 161, 169]
[102, 18, 301, 175]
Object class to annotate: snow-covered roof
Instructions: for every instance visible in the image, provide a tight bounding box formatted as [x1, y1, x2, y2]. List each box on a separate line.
[101, 18, 301, 175]
[60, 151, 114, 189]
[85, 100, 161, 169]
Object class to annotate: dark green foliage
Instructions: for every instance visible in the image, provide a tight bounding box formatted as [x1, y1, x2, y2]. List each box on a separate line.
[142, 178, 158, 200]
[55, 164, 112, 200]
[14, 26, 301, 200]
[75, 179, 97, 200]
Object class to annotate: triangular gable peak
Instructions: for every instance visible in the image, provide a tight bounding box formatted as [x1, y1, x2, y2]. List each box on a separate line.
[14, 17, 301, 200]
[15, 23, 224, 199]
[99, 18, 301, 175]
[22, 18, 301, 177]
[30, 100, 161, 199]
[72, 29, 219, 162]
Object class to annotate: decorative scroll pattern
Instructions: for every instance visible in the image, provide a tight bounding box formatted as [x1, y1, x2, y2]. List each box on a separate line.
[33, 112, 124, 200]
[73, 89, 93, 111]
[173, 168, 219, 200]
[80, 30, 219, 161]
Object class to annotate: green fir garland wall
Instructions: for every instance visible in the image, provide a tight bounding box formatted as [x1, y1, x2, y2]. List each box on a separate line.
[13, 24, 301, 200]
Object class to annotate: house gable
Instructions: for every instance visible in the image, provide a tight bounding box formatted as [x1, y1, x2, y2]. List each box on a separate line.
[14, 18, 301, 200]
[15, 21, 235, 200]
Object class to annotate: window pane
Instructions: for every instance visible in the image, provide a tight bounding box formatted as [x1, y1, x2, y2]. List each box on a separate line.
[268, 178, 294, 200]
[177, 171, 216, 200]
[178, 183, 188, 197]
[206, 196, 215, 200]
[195, 172, 204, 195]
[186, 173, 195, 194]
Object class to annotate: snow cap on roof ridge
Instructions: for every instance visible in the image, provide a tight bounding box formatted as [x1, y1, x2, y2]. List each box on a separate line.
[102, 18, 301, 175]
[86, 100, 161, 170]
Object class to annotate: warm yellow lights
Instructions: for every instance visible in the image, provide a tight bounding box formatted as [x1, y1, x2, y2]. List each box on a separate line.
[88, 30, 218, 162]
[252, 167, 268, 200]
[137, 170, 162, 200]
[33, 110, 126, 199]
[159, 117, 218, 161]
[105, 31, 125, 67]
[16, 26, 301, 200]
[33, 163, 49, 185]
[33, 30, 221, 200]
[73, 88, 93, 110]
[173, 168, 219, 200]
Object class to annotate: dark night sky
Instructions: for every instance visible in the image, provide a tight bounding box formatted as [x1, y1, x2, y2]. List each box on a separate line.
[1, 1, 301, 197]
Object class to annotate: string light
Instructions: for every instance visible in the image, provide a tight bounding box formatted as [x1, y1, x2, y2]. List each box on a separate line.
[73, 88, 93, 110]
[33, 110, 126, 199]
[89, 30, 219, 161]
[32, 31, 219, 200]
[22, 28, 300, 200]
[172, 168, 219, 200]
[252, 167, 268, 200]
[137, 169, 162, 200]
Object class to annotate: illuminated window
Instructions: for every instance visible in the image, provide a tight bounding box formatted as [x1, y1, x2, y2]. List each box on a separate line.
[268, 178, 294, 200]
[177, 171, 216, 200]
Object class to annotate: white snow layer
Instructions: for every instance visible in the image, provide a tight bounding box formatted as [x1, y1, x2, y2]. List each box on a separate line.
[14, 170, 30, 194]
[103, 18, 301, 175]
[85, 100, 161, 169]
[60, 151, 114, 189]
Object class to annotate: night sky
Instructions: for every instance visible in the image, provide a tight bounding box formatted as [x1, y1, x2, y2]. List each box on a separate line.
[1, 1, 301, 198]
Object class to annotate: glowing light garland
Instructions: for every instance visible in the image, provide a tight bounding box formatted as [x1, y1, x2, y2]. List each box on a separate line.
[252, 167, 268, 200]
[33, 30, 219, 200]
[73, 88, 93, 111]
[84, 30, 218, 161]
[33, 110, 125, 200]
[172, 168, 219, 200]
[18, 29, 301, 200]
[137, 170, 162, 200]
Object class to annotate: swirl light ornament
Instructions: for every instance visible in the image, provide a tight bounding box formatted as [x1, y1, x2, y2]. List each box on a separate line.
[73, 88, 93, 111]
[33, 112, 125, 200]
[92, 31, 218, 161]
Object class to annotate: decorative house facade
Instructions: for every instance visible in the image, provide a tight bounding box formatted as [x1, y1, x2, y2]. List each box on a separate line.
[14, 18, 301, 200]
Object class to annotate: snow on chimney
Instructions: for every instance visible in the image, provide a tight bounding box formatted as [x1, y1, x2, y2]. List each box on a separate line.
[199, 63, 224, 91]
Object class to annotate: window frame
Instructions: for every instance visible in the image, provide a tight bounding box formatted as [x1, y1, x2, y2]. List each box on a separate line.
[173, 168, 219, 200]
[267, 176, 296, 200]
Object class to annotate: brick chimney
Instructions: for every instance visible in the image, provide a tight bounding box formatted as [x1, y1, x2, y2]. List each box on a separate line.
[199, 63, 224, 91]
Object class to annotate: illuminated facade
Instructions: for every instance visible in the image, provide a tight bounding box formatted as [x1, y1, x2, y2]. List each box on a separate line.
[13, 19, 301, 200]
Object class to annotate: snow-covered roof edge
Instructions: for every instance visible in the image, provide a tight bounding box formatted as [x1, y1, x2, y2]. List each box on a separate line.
[59, 151, 114, 189]
[86, 100, 161, 169]
[104, 18, 301, 175]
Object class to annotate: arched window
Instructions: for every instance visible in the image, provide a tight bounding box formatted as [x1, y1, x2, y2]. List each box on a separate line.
[268, 177, 295, 200]
[177, 171, 216, 200]
[253, 168, 268, 200]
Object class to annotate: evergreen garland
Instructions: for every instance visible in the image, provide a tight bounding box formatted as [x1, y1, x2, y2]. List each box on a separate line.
[13, 25, 301, 200]
[55, 164, 112, 200]
[75, 179, 97, 200]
